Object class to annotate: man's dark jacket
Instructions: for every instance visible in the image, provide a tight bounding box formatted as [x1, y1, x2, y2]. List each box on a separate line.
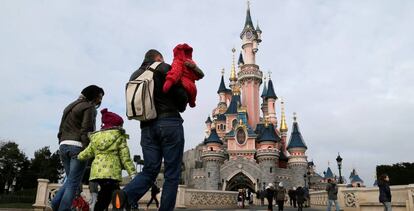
[326, 183, 338, 200]
[130, 61, 188, 128]
[58, 96, 97, 148]
[378, 181, 392, 203]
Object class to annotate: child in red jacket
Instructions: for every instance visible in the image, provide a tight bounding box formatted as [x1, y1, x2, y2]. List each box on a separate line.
[162, 43, 204, 107]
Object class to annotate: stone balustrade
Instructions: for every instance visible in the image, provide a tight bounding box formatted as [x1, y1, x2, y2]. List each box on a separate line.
[33, 179, 238, 210]
[309, 184, 414, 211]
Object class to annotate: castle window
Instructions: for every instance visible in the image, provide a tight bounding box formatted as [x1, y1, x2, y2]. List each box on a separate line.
[208, 172, 211, 178]
[224, 125, 226, 130]
[270, 167, 273, 173]
[210, 147, 213, 151]
[232, 119, 238, 129]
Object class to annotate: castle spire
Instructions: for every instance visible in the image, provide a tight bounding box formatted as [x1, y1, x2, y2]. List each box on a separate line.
[280, 99, 288, 132]
[240, 0, 255, 38]
[230, 48, 237, 82]
[261, 76, 268, 98]
[238, 52, 244, 67]
[287, 113, 307, 150]
[217, 68, 228, 94]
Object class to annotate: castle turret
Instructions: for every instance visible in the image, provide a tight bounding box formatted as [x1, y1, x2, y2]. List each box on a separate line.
[216, 69, 230, 114]
[257, 121, 280, 186]
[349, 168, 365, 187]
[239, 2, 263, 128]
[287, 113, 308, 187]
[205, 116, 212, 137]
[201, 128, 225, 190]
[266, 76, 278, 127]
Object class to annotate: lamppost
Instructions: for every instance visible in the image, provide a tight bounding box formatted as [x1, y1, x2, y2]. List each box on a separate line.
[303, 174, 307, 188]
[336, 153, 343, 184]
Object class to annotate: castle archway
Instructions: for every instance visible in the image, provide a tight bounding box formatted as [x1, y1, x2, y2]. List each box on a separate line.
[223, 169, 257, 192]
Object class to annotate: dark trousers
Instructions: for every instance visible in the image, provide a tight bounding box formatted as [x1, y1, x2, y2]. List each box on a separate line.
[298, 202, 303, 211]
[290, 198, 297, 207]
[267, 197, 273, 211]
[147, 195, 159, 208]
[94, 179, 119, 211]
[124, 117, 184, 211]
[277, 200, 284, 211]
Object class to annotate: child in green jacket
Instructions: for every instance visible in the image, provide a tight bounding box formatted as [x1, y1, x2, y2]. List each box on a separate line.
[78, 108, 136, 211]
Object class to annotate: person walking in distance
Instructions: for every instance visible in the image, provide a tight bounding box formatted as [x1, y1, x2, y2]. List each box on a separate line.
[378, 174, 392, 211]
[112, 49, 203, 211]
[295, 186, 305, 211]
[276, 182, 287, 211]
[51, 85, 104, 211]
[288, 187, 297, 208]
[265, 183, 275, 211]
[146, 182, 160, 210]
[326, 179, 340, 211]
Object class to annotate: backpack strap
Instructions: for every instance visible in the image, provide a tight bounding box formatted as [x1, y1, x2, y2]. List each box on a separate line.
[148, 61, 162, 71]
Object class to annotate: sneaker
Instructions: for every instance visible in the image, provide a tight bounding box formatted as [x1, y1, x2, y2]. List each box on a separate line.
[112, 190, 130, 211]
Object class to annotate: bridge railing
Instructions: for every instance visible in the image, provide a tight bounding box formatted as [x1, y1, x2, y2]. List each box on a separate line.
[309, 184, 414, 211]
[33, 179, 239, 210]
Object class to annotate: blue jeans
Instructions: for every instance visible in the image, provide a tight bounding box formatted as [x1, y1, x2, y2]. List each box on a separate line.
[383, 202, 392, 211]
[51, 144, 87, 211]
[124, 117, 184, 211]
[327, 199, 340, 211]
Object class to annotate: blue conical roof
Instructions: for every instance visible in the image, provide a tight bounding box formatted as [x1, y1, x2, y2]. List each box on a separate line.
[205, 116, 212, 124]
[217, 75, 228, 94]
[238, 52, 244, 66]
[261, 80, 268, 98]
[204, 128, 223, 145]
[351, 175, 364, 183]
[240, 4, 255, 36]
[225, 95, 241, 114]
[265, 79, 277, 99]
[324, 167, 334, 179]
[258, 124, 281, 142]
[287, 120, 307, 150]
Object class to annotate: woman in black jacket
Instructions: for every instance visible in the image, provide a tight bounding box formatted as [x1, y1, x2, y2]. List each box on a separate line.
[378, 174, 392, 211]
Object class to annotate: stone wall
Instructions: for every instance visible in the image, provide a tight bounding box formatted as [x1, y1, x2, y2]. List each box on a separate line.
[33, 179, 239, 210]
[204, 160, 221, 190]
[309, 184, 414, 211]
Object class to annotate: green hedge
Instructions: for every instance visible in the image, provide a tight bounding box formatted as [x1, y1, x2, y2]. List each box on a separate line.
[0, 189, 36, 203]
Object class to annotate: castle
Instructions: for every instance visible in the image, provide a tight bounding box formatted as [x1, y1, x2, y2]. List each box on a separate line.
[181, 3, 313, 192]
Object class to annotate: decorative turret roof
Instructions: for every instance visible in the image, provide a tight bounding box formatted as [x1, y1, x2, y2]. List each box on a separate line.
[225, 95, 241, 114]
[238, 52, 244, 66]
[205, 116, 212, 124]
[240, 1, 256, 39]
[287, 113, 307, 150]
[349, 169, 364, 183]
[217, 74, 228, 94]
[215, 114, 226, 121]
[265, 78, 277, 99]
[204, 128, 223, 145]
[256, 21, 262, 33]
[258, 124, 280, 142]
[351, 174, 364, 183]
[280, 100, 288, 132]
[324, 167, 334, 179]
[261, 76, 268, 98]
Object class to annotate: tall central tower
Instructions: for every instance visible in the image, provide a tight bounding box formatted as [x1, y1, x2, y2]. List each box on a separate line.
[238, 2, 263, 128]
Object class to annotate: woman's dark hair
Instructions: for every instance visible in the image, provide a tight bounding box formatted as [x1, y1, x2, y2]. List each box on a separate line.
[379, 174, 389, 181]
[81, 85, 104, 101]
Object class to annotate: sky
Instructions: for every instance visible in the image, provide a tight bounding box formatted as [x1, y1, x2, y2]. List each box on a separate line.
[1, 0, 413, 187]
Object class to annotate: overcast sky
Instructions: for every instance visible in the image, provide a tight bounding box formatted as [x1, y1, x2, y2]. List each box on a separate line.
[1, 0, 413, 186]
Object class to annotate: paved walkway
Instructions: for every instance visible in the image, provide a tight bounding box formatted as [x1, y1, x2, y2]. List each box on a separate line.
[174, 206, 326, 211]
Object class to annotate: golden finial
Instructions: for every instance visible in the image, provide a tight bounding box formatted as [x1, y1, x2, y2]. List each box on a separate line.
[280, 99, 288, 132]
[239, 119, 243, 126]
[221, 68, 225, 76]
[293, 112, 297, 122]
[230, 48, 237, 82]
[268, 70, 272, 79]
[264, 116, 269, 127]
[233, 84, 241, 95]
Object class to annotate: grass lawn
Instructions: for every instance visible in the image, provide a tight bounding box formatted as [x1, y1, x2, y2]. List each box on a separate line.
[0, 203, 33, 209]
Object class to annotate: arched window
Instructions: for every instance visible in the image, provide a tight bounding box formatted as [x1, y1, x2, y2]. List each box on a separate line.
[210, 147, 213, 151]
[270, 167, 273, 173]
[208, 172, 211, 178]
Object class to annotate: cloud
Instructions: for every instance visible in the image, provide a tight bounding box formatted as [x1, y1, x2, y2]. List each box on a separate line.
[1, 0, 413, 187]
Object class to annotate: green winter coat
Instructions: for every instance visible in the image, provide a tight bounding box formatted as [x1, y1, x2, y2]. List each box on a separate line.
[78, 128, 136, 181]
